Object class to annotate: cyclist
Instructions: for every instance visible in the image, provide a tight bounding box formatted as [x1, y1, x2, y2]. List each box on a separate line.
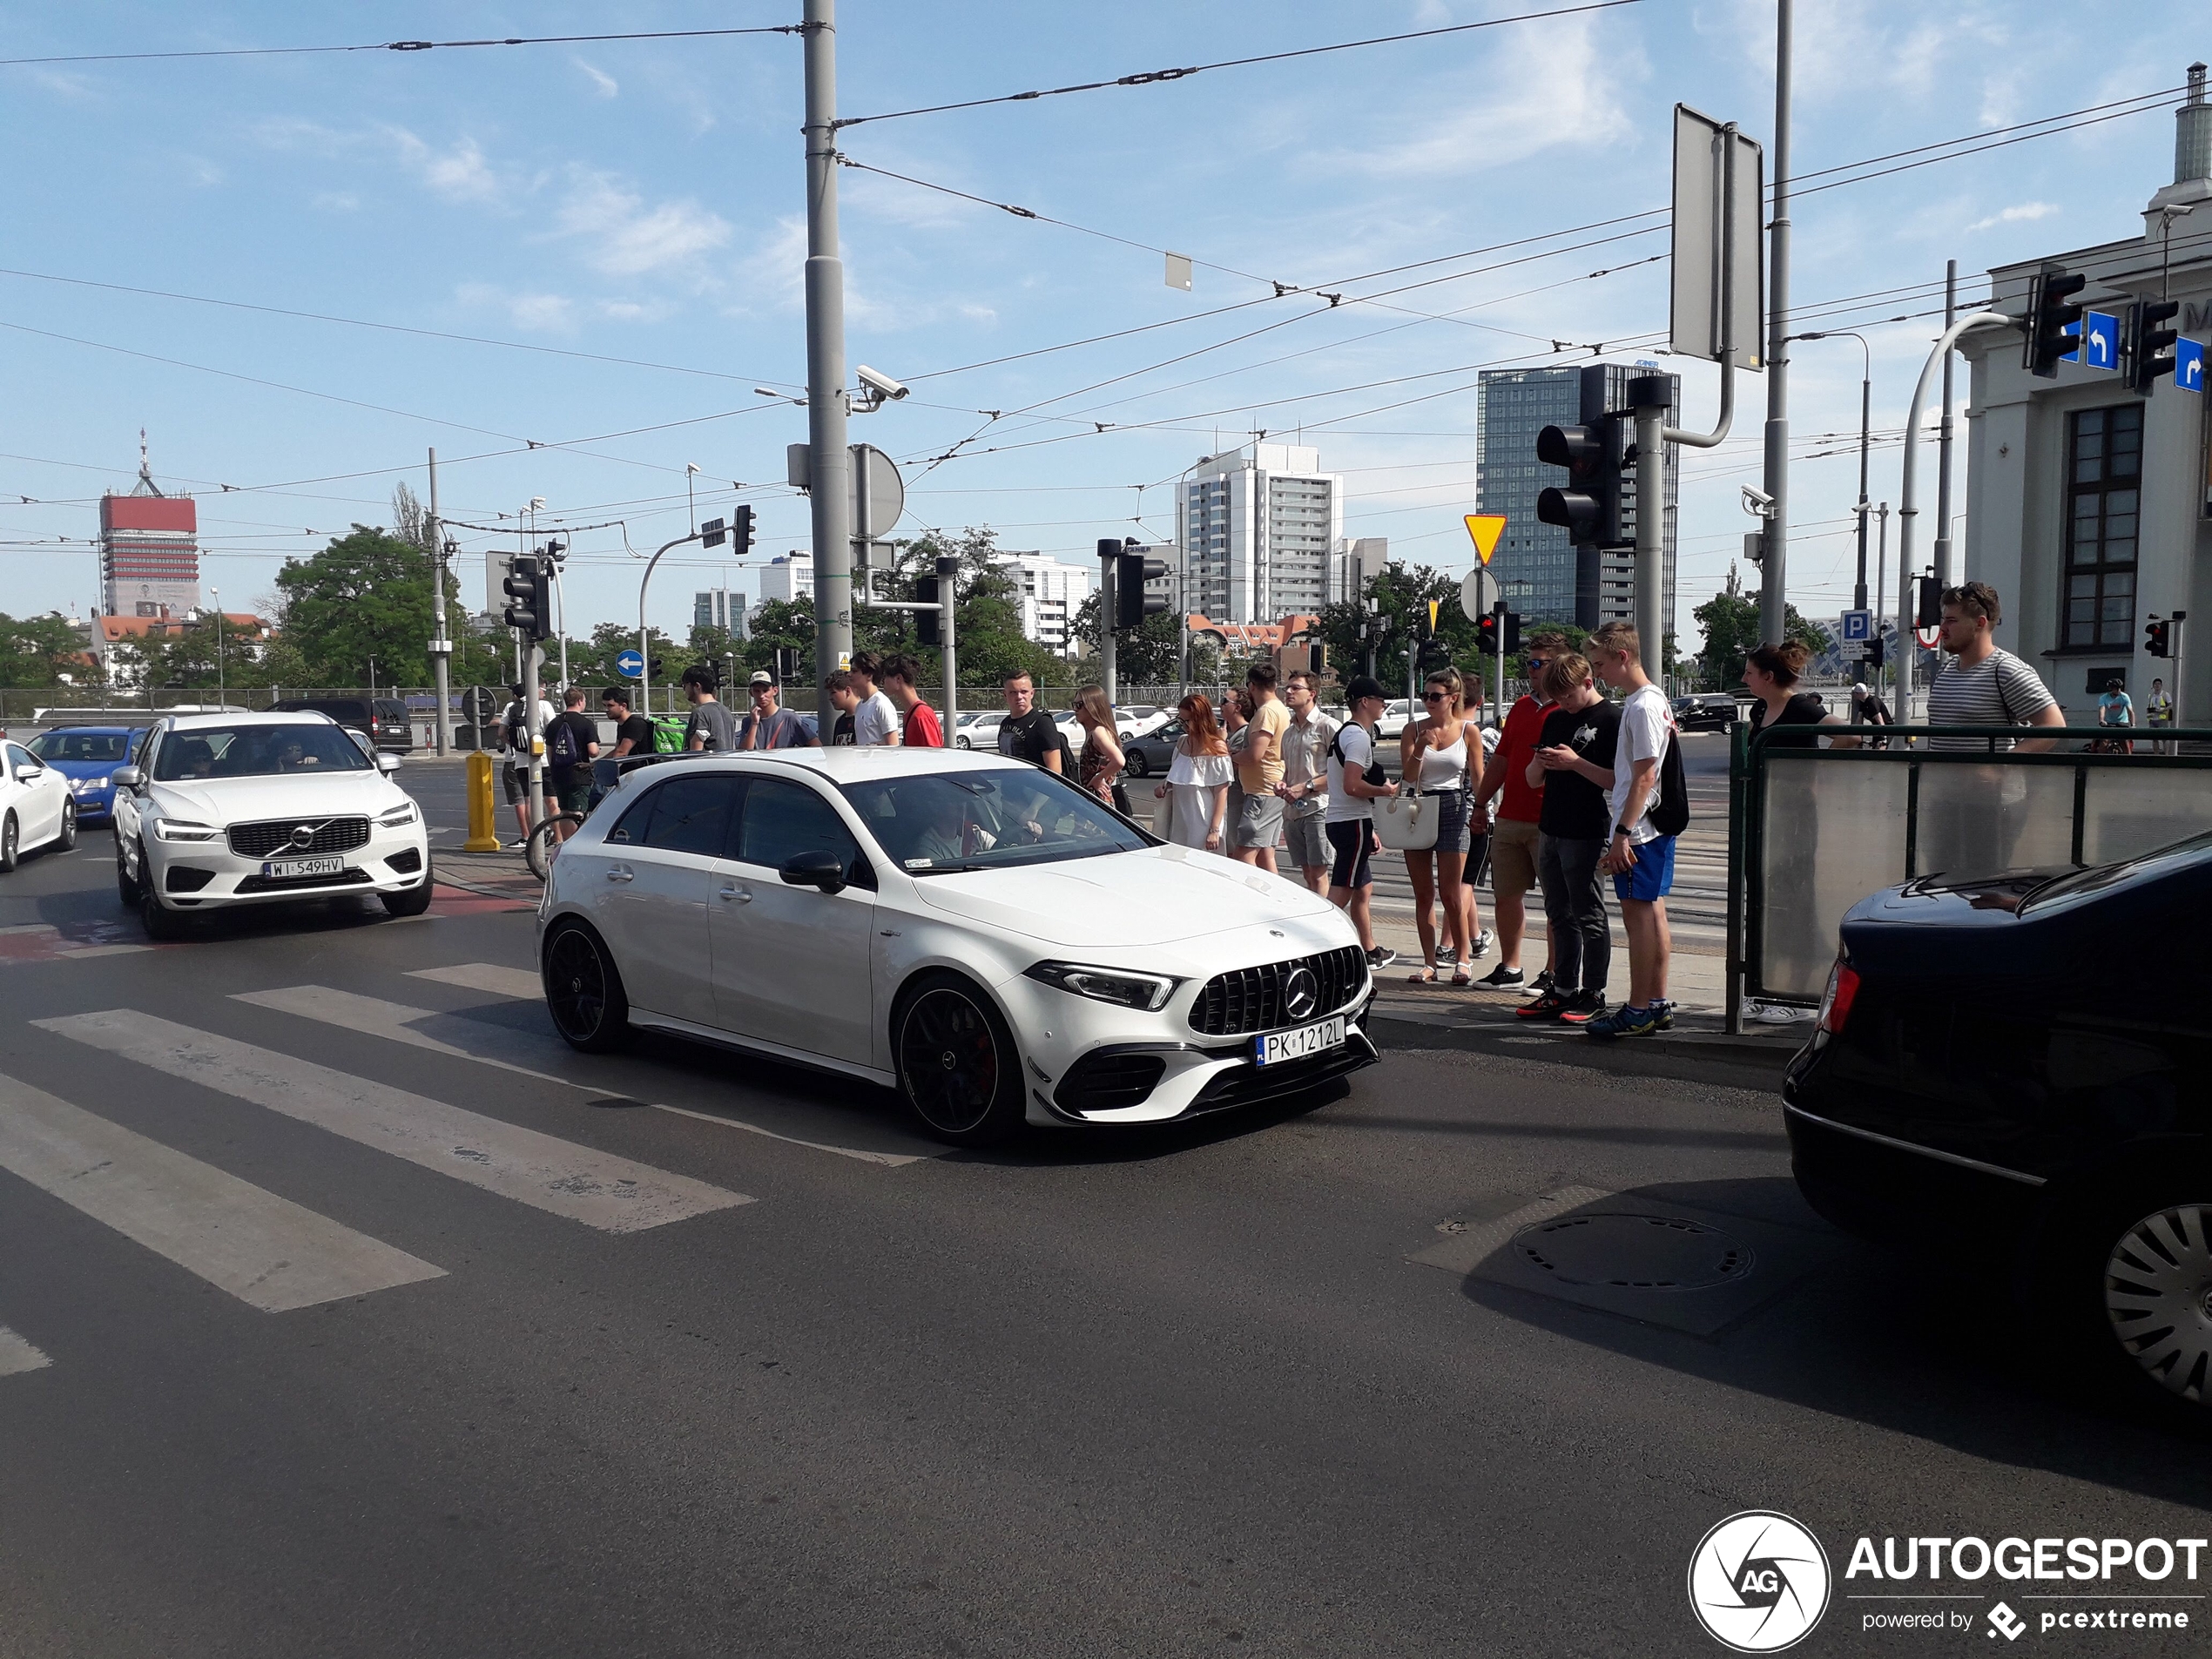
[2094, 678, 2134, 755]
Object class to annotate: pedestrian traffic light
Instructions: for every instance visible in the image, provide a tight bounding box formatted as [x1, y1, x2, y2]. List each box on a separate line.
[1116, 550, 1170, 629]
[732, 504, 755, 558]
[2025, 268, 2087, 378]
[1534, 420, 1611, 546]
[1502, 611, 1522, 655]
[502, 553, 550, 640]
[915, 573, 941, 646]
[2128, 300, 2182, 395]
[1474, 613, 1499, 654]
[1915, 575, 1943, 629]
[700, 516, 726, 549]
[2146, 617, 2171, 658]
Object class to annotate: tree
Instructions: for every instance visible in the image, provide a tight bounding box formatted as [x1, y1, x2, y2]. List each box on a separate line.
[1312, 562, 1480, 691]
[0, 611, 89, 688]
[271, 526, 441, 686]
[1692, 591, 1830, 691]
[861, 527, 1068, 689]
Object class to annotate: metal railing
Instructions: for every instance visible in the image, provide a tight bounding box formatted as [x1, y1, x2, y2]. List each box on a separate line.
[1728, 723, 2212, 1025]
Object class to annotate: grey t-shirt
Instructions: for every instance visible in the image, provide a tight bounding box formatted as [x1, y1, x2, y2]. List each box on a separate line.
[1926, 648, 2055, 751]
[685, 699, 739, 752]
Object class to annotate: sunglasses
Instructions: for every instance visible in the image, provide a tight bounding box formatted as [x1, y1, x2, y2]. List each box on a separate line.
[1423, 691, 1452, 703]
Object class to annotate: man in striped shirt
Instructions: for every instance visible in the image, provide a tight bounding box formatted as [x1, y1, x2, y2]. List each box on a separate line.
[1922, 581, 2065, 877]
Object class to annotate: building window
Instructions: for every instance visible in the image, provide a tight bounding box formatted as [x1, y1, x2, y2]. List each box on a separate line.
[2062, 404, 2141, 650]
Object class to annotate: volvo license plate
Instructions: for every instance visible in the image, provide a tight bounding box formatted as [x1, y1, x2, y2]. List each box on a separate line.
[1254, 1015, 1345, 1066]
[262, 855, 345, 880]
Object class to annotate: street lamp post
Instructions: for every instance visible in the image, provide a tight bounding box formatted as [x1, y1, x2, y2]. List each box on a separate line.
[210, 588, 225, 708]
[1794, 330, 1874, 611]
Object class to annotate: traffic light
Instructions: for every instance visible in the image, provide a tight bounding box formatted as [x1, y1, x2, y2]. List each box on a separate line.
[773, 647, 801, 685]
[1116, 550, 1170, 629]
[732, 504, 755, 557]
[1502, 611, 1522, 655]
[2025, 268, 2087, 378]
[1474, 613, 1499, 654]
[700, 517, 726, 550]
[1534, 417, 1625, 546]
[2129, 300, 2182, 395]
[915, 573, 942, 646]
[502, 553, 550, 640]
[1417, 639, 1453, 672]
[1915, 575, 1943, 629]
[1865, 635, 1885, 671]
[2146, 617, 2171, 658]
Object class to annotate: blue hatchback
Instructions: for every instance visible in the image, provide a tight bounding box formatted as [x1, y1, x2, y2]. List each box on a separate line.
[26, 725, 149, 823]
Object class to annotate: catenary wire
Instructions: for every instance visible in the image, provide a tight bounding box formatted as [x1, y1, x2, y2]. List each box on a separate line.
[0, 25, 799, 69]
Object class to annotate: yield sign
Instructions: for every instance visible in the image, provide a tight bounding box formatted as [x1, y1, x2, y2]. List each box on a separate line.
[1463, 514, 1507, 564]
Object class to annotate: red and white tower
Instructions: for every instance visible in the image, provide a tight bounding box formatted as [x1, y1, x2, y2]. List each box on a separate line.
[100, 430, 199, 618]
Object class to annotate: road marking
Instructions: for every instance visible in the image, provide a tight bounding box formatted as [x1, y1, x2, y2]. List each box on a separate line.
[36, 1011, 752, 1233]
[408, 962, 541, 1000]
[0, 1324, 52, 1377]
[0, 1071, 445, 1311]
[234, 986, 930, 1168]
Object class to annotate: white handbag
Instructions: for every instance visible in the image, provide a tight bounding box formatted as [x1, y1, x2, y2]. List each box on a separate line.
[1372, 788, 1439, 852]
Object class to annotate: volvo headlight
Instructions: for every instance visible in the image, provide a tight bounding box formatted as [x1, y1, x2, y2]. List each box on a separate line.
[152, 819, 219, 842]
[377, 801, 421, 828]
[1024, 961, 1179, 1013]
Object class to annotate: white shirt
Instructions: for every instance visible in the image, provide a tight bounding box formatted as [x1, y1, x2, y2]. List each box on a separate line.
[504, 698, 556, 767]
[1610, 684, 1673, 846]
[853, 689, 900, 746]
[1325, 724, 1376, 823]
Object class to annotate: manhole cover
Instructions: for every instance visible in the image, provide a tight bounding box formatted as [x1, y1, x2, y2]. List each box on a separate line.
[1510, 1212, 1754, 1291]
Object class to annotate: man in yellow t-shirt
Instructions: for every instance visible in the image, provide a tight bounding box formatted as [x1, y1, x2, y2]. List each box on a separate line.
[1231, 662, 1291, 873]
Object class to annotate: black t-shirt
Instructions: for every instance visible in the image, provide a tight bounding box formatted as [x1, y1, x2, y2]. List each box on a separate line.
[831, 711, 856, 746]
[611, 712, 656, 756]
[546, 710, 598, 782]
[1748, 691, 1830, 750]
[997, 707, 1068, 772]
[1534, 701, 1622, 840]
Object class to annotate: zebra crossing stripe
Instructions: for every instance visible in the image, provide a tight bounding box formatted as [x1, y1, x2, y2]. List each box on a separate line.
[0, 1071, 445, 1312]
[35, 1011, 752, 1233]
[0, 1324, 53, 1377]
[408, 963, 542, 1001]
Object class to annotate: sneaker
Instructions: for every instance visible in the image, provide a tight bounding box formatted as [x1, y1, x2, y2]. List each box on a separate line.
[1475, 963, 1525, 989]
[1752, 1001, 1811, 1025]
[1366, 945, 1398, 970]
[1584, 1002, 1663, 1039]
[1515, 990, 1571, 1022]
[1654, 1001, 1675, 1031]
[1555, 989, 1608, 1025]
[1527, 969, 1555, 996]
[1467, 931, 1493, 961]
[1435, 945, 1457, 967]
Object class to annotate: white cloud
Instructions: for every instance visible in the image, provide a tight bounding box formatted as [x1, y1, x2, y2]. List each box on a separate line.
[28, 69, 97, 102]
[573, 57, 618, 99]
[556, 170, 732, 276]
[455, 283, 577, 334]
[1966, 200, 2060, 233]
[383, 129, 503, 204]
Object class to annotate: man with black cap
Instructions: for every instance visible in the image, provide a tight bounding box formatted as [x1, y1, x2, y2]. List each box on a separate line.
[1324, 674, 1401, 970]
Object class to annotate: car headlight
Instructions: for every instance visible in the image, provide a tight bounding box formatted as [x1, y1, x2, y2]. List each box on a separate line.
[1024, 961, 1180, 1013]
[152, 819, 219, 842]
[377, 801, 420, 828]
[85, 774, 110, 790]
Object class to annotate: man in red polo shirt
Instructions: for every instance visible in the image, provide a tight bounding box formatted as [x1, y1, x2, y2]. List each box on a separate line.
[1468, 631, 1564, 991]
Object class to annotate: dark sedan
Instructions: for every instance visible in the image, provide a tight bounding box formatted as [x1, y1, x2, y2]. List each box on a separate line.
[1783, 830, 2212, 1413]
[1673, 692, 1742, 732]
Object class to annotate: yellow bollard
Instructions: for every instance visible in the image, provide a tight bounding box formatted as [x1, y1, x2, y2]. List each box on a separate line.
[463, 752, 501, 851]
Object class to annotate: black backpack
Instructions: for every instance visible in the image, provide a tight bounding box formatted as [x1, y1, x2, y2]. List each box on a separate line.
[547, 714, 582, 768]
[1649, 725, 1690, 837]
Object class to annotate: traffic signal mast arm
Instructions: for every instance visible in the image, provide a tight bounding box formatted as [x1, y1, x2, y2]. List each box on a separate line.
[636, 529, 708, 696]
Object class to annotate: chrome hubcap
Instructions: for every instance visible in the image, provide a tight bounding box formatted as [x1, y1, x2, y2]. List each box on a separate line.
[2104, 1204, 2212, 1404]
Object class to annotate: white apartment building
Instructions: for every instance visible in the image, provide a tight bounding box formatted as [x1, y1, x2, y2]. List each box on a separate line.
[1329, 536, 1386, 606]
[989, 550, 1093, 655]
[1177, 442, 1345, 623]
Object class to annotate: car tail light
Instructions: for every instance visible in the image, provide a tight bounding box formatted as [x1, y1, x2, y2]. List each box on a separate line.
[1816, 958, 1860, 1035]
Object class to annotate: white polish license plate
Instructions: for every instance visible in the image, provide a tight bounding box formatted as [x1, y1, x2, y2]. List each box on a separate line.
[1254, 1015, 1345, 1066]
[262, 856, 345, 880]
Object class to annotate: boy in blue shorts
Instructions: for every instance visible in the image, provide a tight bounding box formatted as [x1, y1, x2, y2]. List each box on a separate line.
[1584, 621, 1676, 1038]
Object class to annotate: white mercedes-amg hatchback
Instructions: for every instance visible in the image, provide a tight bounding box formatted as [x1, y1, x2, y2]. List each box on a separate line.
[111, 711, 433, 939]
[536, 746, 1378, 1144]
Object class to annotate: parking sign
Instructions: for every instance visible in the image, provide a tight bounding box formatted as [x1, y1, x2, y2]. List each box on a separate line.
[1840, 608, 1874, 644]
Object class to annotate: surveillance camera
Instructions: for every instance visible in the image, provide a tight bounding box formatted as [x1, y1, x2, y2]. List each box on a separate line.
[1740, 485, 1776, 516]
[855, 364, 908, 401]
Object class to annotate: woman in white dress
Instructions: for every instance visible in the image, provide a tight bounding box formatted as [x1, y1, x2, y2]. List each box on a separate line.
[1152, 692, 1233, 852]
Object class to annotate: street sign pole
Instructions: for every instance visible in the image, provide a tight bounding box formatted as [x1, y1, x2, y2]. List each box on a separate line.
[427, 447, 452, 757]
[938, 553, 959, 738]
[801, 0, 853, 735]
[1758, 0, 1793, 651]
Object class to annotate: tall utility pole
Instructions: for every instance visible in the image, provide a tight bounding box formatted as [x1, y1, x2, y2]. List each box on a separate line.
[1757, 0, 1794, 648]
[801, 0, 853, 736]
[427, 448, 452, 756]
[1932, 259, 1959, 591]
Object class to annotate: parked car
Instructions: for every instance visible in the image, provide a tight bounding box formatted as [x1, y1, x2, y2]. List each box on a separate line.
[1, 735, 78, 871]
[1122, 718, 1186, 779]
[269, 697, 415, 752]
[1375, 699, 1413, 741]
[24, 725, 149, 822]
[111, 712, 433, 939]
[1783, 829, 2212, 1413]
[536, 746, 1378, 1144]
[1674, 693, 1743, 732]
[1120, 705, 1174, 740]
[954, 711, 1005, 752]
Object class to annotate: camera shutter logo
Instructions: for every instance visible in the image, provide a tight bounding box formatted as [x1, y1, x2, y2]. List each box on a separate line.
[1686, 1511, 1831, 1653]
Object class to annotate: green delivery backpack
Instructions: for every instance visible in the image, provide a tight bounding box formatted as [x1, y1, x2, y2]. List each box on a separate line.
[652, 716, 689, 754]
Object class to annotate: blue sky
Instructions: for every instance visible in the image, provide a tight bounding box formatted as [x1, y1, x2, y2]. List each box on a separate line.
[2, 0, 2204, 648]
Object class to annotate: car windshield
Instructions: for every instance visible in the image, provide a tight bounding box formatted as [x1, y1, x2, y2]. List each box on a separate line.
[152, 723, 373, 781]
[30, 731, 132, 762]
[841, 768, 1150, 874]
[2019, 828, 2212, 914]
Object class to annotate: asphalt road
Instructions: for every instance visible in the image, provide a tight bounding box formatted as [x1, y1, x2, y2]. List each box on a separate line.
[2, 786, 2205, 1658]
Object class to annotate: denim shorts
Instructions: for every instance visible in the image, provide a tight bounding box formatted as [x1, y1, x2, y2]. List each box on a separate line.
[1426, 789, 1474, 855]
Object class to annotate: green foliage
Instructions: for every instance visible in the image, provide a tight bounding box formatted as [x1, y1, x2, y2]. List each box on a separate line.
[0, 611, 89, 688]
[857, 527, 1069, 688]
[1067, 591, 1217, 685]
[271, 526, 441, 686]
[1692, 592, 1830, 691]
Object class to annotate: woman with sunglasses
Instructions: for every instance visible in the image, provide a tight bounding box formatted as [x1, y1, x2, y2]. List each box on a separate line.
[1399, 667, 1487, 984]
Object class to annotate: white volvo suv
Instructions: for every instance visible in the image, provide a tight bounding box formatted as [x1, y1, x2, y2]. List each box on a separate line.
[112, 712, 433, 939]
[536, 746, 1378, 1144]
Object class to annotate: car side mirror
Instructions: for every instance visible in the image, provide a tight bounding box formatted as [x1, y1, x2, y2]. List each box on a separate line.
[111, 765, 144, 792]
[375, 752, 402, 773]
[13, 764, 38, 783]
[779, 849, 846, 894]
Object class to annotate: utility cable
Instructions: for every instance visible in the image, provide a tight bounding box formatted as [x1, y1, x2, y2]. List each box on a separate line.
[0, 25, 799, 69]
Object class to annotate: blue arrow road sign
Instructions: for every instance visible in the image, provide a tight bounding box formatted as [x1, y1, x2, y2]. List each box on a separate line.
[2080, 310, 2119, 370]
[616, 649, 645, 678]
[2060, 319, 2081, 364]
[1840, 608, 1873, 643]
[2179, 338, 2205, 393]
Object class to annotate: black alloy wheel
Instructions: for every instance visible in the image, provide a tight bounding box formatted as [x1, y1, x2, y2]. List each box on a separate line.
[0, 813, 17, 873]
[543, 922, 630, 1053]
[136, 851, 185, 941]
[57, 799, 77, 852]
[895, 974, 1024, 1146]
